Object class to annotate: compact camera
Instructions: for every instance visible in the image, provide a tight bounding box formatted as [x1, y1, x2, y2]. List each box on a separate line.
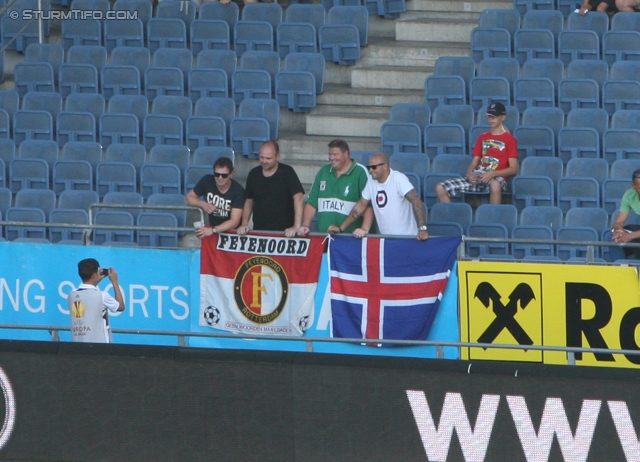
[100, 268, 109, 276]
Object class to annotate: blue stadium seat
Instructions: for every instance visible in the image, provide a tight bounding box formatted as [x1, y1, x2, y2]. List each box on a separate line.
[284, 52, 325, 95]
[318, 24, 360, 65]
[513, 78, 554, 113]
[14, 62, 55, 97]
[143, 114, 184, 149]
[240, 50, 280, 94]
[137, 212, 178, 248]
[5, 207, 47, 241]
[522, 10, 563, 40]
[474, 203, 518, 232]
[566, 108, 609, 141]
[21, 92, 62, 121]
[93, 210, 135, 245]
[49, 208, 89, 244]
[557, 177, 600, 211]
[58, 189, 100, 213]
[196, 49, 237, 89]
[61, 141, 102, 171]
[565, 207, 609, 232]
[238, 98, 280, 140]
[380, 122, 422, 156]
[512, 175, 555, 211]
[231, 70, 272, 104]
[521, 106, 565, 140]
[104, 143, 146, 177]
[470, 27, 512, 63]
[431, 154, 470, 177]
[566, 157, 609, 184]
[612, 110, 640, 129]
[151, 95, 192, 124]
[185, 116, 227, 152]
[0, 91, 19, 125]
[113, 0, 152, 29]
[390, 103, 431, 133]
[276, 71, 317, 112]
[0, 139, 14, 180]
[603, 80, 640, 116]
[426, 222, 464, 237]
[61, 18, 101, 49]
[469, 76, 510, 112]
[234, 21, 274, 56]
[514, 0, 555, 16]
[53, 160, 93, 195]
[149, 145, 190, 176]
[285, 4, 326, 31]
[566, 59, 608, 87]
[602, 30, 640, 66]
[56, 112, 96, 146]
[9, 158, 48, 193]
[185, 165, 212, 194]
[155, 0, 197, 35]
[512, 225, 555, 259]
[603, 178, 630, 215]
[99, 113, 139, 148]
[67, 45, 107, 74]
[242, 2, 283, 34]
[194, 97, 235, 139]
[433, 56, 476, 96]
[556, 226, 600, 260]
[388, 152, 430, 178]
[1, 15, 41, 53]
[423, 173, 462, 208]
[101, 65, 141, 101]
[558, 30, 600, 65]
[18, 139, 58, 173]
[153, 47, 193, 88]
[102, 191, 144, 221]
[424, 75, 466, 110]
[364, 0, 405, 18]
[96, 161, 137, 197]
[109, 46, 150, 77]
[193, 146, 235, 166]
[59, 64, 99, 98]
[15, 188, 56, 216]
[107, 94, 148, 133]
[0, 186, 11, 217]
[567, 11, 609, 38]
[610, 61, 640, 82]
[558, 79, 599, 114]
[429, 202, 473, 233]
[277, 23, 317, 57]
[520, 205, 564, 234]
[432, 104, 475, 134]
[199, 1, 239, 37]
[140, 163, 182, 198]
[230, 117, 270, 158]
[190, 20, 231, 55]
[514, 29, 555, 64]
[145, 66, 185, 101]
[479, 9, 520, 42]
[521, 58, 563, 91]
[146, 192, 188, 229]
[557, 127, 600, 163]
[519, 156, 563, 187]
[13, 110, 54, 144]
[326, 6, 368, 46]
[611, 159, 640, 179]
[24, 43, 64, 85]
[603, 129, 640, 164]
[424, 124, 466, 159]
[466, 223, 510, 257]
[147, 18, 187, 53]
[65, 94, 105, 131]
[478, 57, 519, 94]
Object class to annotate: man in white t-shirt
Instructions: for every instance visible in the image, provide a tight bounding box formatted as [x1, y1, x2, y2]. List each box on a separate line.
[328, 153, 429, 240]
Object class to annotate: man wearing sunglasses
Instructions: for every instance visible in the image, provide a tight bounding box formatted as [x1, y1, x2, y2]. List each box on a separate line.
[297, 138, 373, 236]
[186, 156, 245, 238]
[610, 169, 640, 261]
[435, 102, 518, 205]
[328, 153, 429, 240]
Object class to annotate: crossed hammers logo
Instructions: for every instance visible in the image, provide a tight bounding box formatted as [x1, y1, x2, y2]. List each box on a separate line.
[475, 282, 536, 345]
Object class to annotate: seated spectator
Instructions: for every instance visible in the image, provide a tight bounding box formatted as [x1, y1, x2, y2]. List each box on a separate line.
[615, 0, 638, 11]
[610, 169, 640, 261]
[577, 0, 616, 14]
[435, 102, 518, 205]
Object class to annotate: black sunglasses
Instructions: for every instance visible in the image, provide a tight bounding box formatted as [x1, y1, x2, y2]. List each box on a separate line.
[634, 171, 640, 179]
[367, 162, 385, 170]
[214, 172, 230, 178]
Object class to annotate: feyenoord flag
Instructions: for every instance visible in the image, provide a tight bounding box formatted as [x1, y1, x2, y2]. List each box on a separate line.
[199, 233, 324, 336]
[329, 235, 461, 344]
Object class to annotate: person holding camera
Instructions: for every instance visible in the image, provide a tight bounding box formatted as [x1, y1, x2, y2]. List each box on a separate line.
[68, 258, 125, 343]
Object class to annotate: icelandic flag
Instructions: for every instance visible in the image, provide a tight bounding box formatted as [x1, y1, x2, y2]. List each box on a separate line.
[329, 235, 461, 344]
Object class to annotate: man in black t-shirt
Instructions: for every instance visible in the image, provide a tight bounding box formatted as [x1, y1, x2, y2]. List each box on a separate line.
[237, 140, 305, 237]
[186, 156, 245, 238]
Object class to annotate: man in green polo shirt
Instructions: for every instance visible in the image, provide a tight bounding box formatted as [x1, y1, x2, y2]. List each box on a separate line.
[297, 139, 373, 236]
[610, 169, 640, 261]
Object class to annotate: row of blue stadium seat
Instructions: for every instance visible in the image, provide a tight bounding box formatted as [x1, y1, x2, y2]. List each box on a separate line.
[0, 157, 219, 198]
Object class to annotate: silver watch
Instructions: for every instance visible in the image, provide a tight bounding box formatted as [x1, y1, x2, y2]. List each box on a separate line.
[418, 225, 428, 231]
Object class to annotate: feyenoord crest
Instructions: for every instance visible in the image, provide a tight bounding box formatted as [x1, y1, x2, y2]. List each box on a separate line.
[234, 256, 289, 324]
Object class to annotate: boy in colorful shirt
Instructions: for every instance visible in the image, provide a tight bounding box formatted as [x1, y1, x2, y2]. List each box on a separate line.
[435, 102, 519, 205]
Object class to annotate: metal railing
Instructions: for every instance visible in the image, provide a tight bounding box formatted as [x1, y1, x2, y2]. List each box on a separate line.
[3, 323, 640, 366]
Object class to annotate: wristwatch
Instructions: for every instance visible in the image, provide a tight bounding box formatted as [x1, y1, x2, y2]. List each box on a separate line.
[418, 225, 428, 232]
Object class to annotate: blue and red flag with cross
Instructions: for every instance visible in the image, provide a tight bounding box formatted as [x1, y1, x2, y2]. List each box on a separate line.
[329, 235, 461, 344]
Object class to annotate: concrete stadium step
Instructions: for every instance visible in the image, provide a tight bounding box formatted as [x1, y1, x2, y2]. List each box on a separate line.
[278, 131, 381, 162]
[360, 37, 470, 67]
[395, 16, 479, 43]
[407, 0, 513, 13]
[317, 83, 424, 107]
[306, 109, 389, 138]
[351, 65, 433, 91]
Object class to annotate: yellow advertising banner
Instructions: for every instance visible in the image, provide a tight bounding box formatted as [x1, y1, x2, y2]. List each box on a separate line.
[459, 261, 640, 368]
